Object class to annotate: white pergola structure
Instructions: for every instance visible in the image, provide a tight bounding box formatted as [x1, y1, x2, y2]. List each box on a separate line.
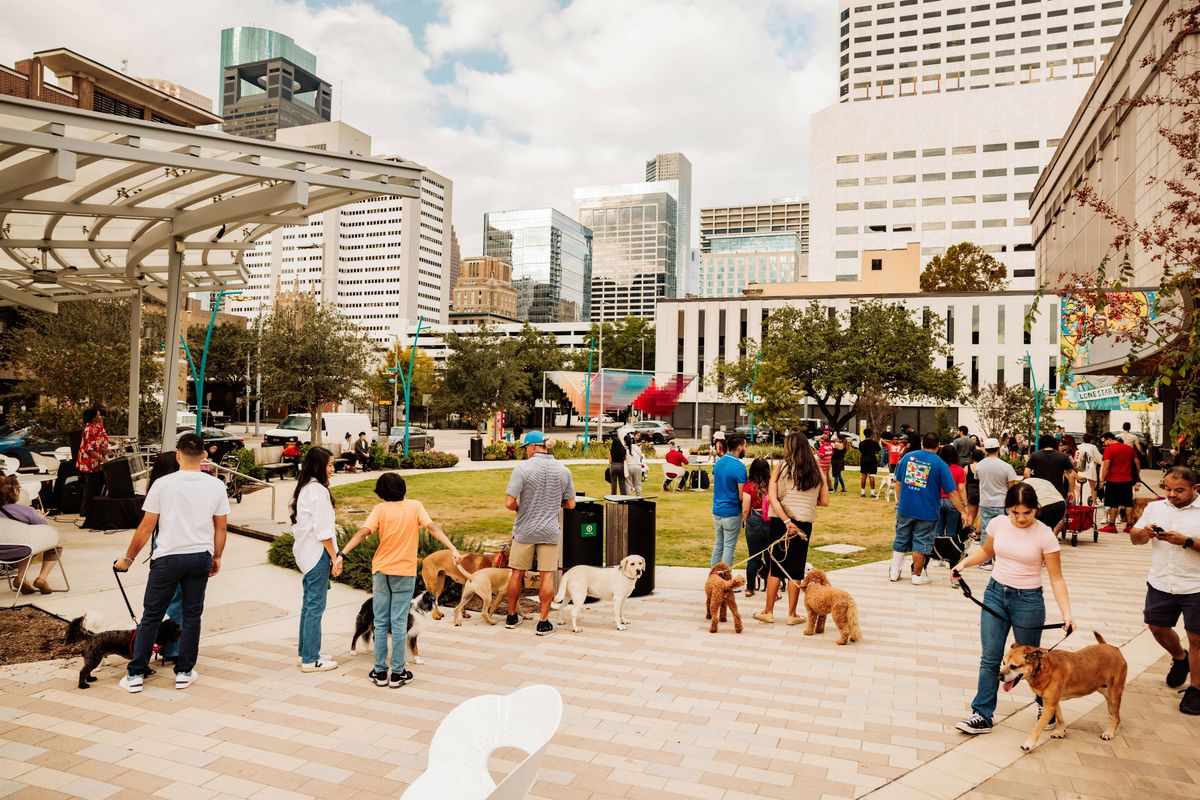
[0, 95, 423, 450]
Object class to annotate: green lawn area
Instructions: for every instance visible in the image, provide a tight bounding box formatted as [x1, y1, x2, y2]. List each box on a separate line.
[331, 465, 898, 571]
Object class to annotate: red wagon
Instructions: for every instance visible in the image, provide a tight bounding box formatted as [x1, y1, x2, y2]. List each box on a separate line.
[1062, 503, 1098, 547]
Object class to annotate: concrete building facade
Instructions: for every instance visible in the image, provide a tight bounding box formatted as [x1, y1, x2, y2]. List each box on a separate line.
[450, 256, 519, 325]
[483, 208, 593, 323]
[701, 232, 806, 298]
[645, 153, 692, 298]
[699, 199, 809, 254]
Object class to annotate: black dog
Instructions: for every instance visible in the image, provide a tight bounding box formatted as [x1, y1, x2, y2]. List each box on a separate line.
[66, 615, 181, 689]
[351, 591, 435, 665]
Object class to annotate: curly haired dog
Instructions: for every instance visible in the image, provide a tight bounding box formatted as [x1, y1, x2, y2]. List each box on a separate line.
[66, 614, 181, 688]
[798, 568, 861, 645]
[704, 562, 745, 633]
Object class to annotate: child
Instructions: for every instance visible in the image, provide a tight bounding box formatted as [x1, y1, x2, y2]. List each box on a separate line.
[335, 473, 461, 687]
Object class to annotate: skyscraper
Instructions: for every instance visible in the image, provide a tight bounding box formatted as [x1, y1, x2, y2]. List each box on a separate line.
[219, 27, 331, 140]
[483, 208, 592, 323]
[645, 153, 692, 297]
[699, 199, 809, 254]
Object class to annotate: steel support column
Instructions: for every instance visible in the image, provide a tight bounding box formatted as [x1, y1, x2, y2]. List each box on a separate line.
[127, 288, 142, 438]
[160, 242, 184, 451]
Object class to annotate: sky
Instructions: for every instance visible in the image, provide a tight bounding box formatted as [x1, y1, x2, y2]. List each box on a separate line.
[0, 0, 838, 255]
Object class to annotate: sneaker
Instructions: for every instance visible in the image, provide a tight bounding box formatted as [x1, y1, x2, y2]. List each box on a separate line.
[955, 713, 993, 735]
[1180, 686, 1200, 716]
[1038, 709, 1057, 731]
[860, 489, 866, 497]
[297, 654, 331, 665]
[786, 615, 805, 626]
[505, 614, 520, 629]
[369, 669, 389, 687]
[870, 491, 878, 498]
[389, 669, 413, 688]
[299, 660, 338, 673]
[174, 670, 197, 690]
[1123, 523, 1134, 533]
[752, 612, 775, 624]
[535, 620, 555, 636]
[1167, 652, 1190, 689]
[980, 561, 994, 572]
[888, 566, 901, 582]
[1099, 524, 1117, 533]
[119, 673, 143, 694]
[911, 572, 932, 586]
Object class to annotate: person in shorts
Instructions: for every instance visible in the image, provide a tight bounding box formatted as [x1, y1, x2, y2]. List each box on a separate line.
[890, 432, 965, 585]
[858, 428, 882, 497]
[504, 431, 575, 635]
[1099, 431, 1137, 532]
[1129, 466, 1200, 715]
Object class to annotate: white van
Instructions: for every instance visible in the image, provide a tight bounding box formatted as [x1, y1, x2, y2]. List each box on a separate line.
[263, 413, 374, 448]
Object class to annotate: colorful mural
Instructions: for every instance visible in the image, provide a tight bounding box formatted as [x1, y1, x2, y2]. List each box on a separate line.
[1057, 291, 1157, 411]
[546, 371, 694, 418]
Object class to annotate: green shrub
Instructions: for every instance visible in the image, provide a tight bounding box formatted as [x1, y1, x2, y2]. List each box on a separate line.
[483, 442, 520, 460]
[231, 447, 265, 480]
[368, 443, 401, 469]
[549, 440, 610, 460]
[400, 450, 459, 469]
[844, 446, 861, 467]
[1005, 455, 1026, 473]
[744, 444, 784, 460]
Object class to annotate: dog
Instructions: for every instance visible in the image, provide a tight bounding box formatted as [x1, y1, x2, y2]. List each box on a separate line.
[421, 550, 496, 620]
[350, 590, 436, 665]
[998, 631, 1128, 751]
[453, 565, 531, 626]
[704, 562, 745, 633]
[878, 474, 898, 504]
[797, 568, 861, 645]
[552, 555, 646, 632]
[65, 614, 181, 689]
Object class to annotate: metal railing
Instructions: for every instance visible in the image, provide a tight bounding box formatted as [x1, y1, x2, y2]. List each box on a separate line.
[210, 462, 280, 521]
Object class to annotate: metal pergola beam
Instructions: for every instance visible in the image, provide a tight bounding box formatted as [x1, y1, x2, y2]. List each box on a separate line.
[0, 149, 75, 204]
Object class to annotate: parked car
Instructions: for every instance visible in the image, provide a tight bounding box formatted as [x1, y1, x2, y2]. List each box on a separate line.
[388, 425, 435, 452]
[734, 425, 776, 444]
[586, 415, 616, 426]
[145, 427, 245, 463]
[628, 420, 675, 444]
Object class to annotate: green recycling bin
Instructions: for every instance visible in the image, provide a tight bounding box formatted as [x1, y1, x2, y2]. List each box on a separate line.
[562, 497, 604, 571]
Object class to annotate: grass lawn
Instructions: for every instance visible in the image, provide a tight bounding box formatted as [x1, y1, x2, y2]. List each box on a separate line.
[331, 465, 899, 571]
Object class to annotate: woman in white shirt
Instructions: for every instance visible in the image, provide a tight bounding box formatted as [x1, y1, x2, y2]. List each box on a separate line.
[623, 434, 644, 497]
[290, 447, 339, 672]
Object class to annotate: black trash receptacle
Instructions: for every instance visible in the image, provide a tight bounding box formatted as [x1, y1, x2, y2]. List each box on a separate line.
[469, 436, 484, 462]
[562, 498, 604, 571]
[605, 498, 655, 597]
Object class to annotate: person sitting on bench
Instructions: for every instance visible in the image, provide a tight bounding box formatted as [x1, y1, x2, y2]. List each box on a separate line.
[281, 441, 303, 466]
[349, 432, 372, 472]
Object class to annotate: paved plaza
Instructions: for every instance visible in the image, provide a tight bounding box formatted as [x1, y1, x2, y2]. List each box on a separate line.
[2, 505, 1196, 800]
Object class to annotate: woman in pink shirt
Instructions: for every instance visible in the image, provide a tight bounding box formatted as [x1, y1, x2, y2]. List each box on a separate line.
[951, 482, 1075, 735]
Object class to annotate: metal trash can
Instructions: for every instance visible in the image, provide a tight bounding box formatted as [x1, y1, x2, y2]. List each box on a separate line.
[562, 497, 604, 571]
[469, 436, 484, 462]
[605, 497, 655, 597]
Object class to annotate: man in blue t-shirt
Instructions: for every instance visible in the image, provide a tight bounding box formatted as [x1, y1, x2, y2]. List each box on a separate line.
[711, 435, 748, 567]
[890, 431, 966, 585]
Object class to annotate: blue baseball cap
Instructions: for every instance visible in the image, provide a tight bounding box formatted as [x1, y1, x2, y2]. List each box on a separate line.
[521, 430, 547, 447]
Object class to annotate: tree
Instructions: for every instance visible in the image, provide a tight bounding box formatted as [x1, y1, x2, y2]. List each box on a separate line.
[1, 299, 164, 440]
[919, 242, 1010, 292]
[367, 344, 439, 416]
[503, 324, 566, 422]
[573, 317, 655, 372]
[710, 300, 962, 432]
[856, 386, 899, 435]
[435, 325, 523, 428]
[258, 295, 372, 444]
[182, 322, 255, 385]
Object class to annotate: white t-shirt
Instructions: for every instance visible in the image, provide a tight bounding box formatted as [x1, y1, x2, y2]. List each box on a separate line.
[1074, 442, 1102, 480]
[1137, 496, 1200, 595]
[292, 481, 336, 574]
[144, 471, 230, 560]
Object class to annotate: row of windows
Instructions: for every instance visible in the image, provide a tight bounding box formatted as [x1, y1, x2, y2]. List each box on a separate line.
[837, 141, 1056, 162]
[836, 192, 1032, 212]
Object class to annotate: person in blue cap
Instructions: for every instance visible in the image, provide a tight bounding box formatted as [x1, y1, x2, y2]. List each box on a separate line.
[503, 431, 576, 635]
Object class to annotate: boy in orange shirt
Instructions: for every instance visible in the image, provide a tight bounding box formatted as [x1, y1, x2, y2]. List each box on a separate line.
[335, 473, 460, 687]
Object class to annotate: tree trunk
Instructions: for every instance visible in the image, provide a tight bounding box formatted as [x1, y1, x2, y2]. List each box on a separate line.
[311, 403, 323, 446]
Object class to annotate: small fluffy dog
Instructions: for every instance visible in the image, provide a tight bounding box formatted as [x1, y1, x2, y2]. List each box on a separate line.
[553, 555, 646, 632]
[350, 590, 436, 665]
[66, 614, 181, 689]
[999, 631, 1127, 751]
[453, 565, 531, 626]
[422, 550, 497, 620]
[704, 562, 745, 633]
[798, 568, 861, 645]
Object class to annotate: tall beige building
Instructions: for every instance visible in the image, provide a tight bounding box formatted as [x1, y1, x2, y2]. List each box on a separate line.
[450, 256, 519, 325]
[699, 199, 809, 254]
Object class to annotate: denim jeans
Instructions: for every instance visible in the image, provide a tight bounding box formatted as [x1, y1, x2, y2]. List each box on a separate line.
[298, 551, 331, 664]
[373, 573, 416, 673]
[832, 470, 846, 492]
[971, 578, 1046, 721]
[893, 515, 938, 556]
[711, 516, 741, 567]
[160, 587, 184, 659]
[978, 506, 1005, 544]
[128, 552, 211, 677]
[934, 497, 961, 540]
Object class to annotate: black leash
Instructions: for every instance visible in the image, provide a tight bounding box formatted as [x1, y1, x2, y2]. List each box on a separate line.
[952, 572, 1074, 648]
[112, 567, 139, 626]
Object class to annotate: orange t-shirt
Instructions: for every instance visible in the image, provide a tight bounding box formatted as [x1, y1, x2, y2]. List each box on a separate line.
[363, 500, 433, 576]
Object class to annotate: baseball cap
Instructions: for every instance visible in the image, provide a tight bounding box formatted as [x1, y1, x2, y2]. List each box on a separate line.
[520, 430, 547, 447]
[983, 437, 1001, 450]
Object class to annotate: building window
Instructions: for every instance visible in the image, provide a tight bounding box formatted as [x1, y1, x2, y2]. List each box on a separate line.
[946, 306, 955, 344]
[1023, 303, 1032, 345]
[997, 355, 1006, 387]
[1049, 302, 1058, 344]
[971, 305, 980, 344]
[971, 356, 979, 391]
[871, 258, 883, 271]
[997, 305, 1006, 344]
[1048, 356, 1057, 392]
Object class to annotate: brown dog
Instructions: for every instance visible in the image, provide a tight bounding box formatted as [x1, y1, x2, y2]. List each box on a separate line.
[998, 631, 1127, 751]
[453, 566, 530, 626]
[704, 563, 745, 633]
[798, 568, 861, 645]
[422, 550, 496, 620]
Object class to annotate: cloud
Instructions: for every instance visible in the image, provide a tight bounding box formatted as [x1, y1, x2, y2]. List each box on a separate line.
[0, 0, 837, 255]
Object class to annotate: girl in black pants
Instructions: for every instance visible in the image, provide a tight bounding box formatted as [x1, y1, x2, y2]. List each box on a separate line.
[740, 458, 772, 597]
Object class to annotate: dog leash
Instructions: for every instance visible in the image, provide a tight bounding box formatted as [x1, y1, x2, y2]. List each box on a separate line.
[112, 567, 139, 626]
[952, 572, 1074, 646]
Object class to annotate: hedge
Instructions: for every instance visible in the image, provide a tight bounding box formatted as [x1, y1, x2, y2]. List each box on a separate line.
[399, 450, 459, 469]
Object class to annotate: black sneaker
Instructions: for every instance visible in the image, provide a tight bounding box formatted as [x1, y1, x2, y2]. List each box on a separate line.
[955, 713, 993, 735]
[369, 669, 388, 687]
[505, 614, 520, 629]
[1040, 712, 1057, 731]
[1181, 686, 1200, 716]
[535, 620, 554, 636]
[1167, 651, 1190, 689]
[389, 669, 413, 688]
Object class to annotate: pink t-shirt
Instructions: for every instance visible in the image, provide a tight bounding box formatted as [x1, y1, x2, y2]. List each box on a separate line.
[986, 516, 1061, 589]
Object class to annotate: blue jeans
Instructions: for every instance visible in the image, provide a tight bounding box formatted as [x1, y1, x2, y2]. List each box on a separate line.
[373, 573, 415, 673]
[298, 551, 331, 664]
[893, 515, 938, 556]
[935, 497, 961, 540]
[129, 552, 211, 677]
[972, 579, 1046, 721]
[978, 506, 1005, 545]
[711, 516, 741, 567]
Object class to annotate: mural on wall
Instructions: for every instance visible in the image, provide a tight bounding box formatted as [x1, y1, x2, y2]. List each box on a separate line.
[1057, 290, 1157, 411]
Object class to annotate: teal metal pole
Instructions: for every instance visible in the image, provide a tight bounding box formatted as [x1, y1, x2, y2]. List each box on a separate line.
[403, 315, 426, 458]
[1025, 351, 1041, 445]
[583, 337, 596, 447]
[746, 349, 762, 440]
[194, 289, 238, 434]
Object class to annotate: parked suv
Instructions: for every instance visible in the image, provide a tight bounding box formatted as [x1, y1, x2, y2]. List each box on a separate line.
[629, 420, 675, 444]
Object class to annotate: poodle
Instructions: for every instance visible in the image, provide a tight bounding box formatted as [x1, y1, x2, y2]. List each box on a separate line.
[704, 562, 745, 633]
[798, 568, 861, 645]
[66, 614, 181, 688]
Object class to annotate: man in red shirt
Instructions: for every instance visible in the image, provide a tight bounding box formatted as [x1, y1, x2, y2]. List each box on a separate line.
[77, 406, 110, 515]
[886, 435, 907, 474]
[663, 443, 689, 491]
[1099, 431, 1137, 532]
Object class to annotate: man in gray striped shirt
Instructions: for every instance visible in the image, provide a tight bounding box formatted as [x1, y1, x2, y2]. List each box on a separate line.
[504, 431, 575, 635]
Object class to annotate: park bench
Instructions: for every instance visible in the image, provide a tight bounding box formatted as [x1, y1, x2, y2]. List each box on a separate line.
[261, 462, 296, 481]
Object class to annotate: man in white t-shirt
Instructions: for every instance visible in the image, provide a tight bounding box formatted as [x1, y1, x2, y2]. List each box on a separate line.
[113, 432, 229, 693]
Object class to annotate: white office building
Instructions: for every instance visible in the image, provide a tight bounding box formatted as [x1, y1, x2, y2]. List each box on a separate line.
[645, 153, 692, 298]
[227, 121, 452, 344]
[700, 232, 805, 298]
[402, 321, 594, 365]
[810, 0, 1132, 283]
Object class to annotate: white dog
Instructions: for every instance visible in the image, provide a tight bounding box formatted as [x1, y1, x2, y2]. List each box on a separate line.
[552, 555, 646, 632]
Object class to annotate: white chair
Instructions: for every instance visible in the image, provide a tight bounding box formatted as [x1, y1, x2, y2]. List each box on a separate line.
[0, 455, 17, 476]
[401, 684, 563, 800]
[28, 452, 60, 476]
[0, 519, 68, 605]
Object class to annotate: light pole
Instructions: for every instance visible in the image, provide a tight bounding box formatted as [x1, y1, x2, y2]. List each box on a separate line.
[181, 289, 241, 434]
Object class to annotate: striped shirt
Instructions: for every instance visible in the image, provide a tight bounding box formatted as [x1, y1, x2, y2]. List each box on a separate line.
[506, 453, 575, 544]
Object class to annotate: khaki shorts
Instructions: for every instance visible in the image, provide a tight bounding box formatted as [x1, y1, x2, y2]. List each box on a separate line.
[509, 542, 560, 572]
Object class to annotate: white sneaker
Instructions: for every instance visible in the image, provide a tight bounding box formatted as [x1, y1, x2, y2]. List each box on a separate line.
[911, 572, 932, 585]
[888, 566, 901, 582]
[980, 561, 994, 571]
[175, 670, 198, 690]
[860, 489, 866, 497]
[119, 673, 143, 693]
[300, 660, 339, 673]
[297, 654, 331, 665]
[870, 491, 878, 498]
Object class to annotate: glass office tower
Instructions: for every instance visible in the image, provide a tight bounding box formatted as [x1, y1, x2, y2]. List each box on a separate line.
[219, 28, 317, 114]
[483, 208, 593, 323]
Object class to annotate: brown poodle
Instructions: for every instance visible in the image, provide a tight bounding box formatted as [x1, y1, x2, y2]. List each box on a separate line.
[798, 568, 861, 645]
[704, 562, 745, 633]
